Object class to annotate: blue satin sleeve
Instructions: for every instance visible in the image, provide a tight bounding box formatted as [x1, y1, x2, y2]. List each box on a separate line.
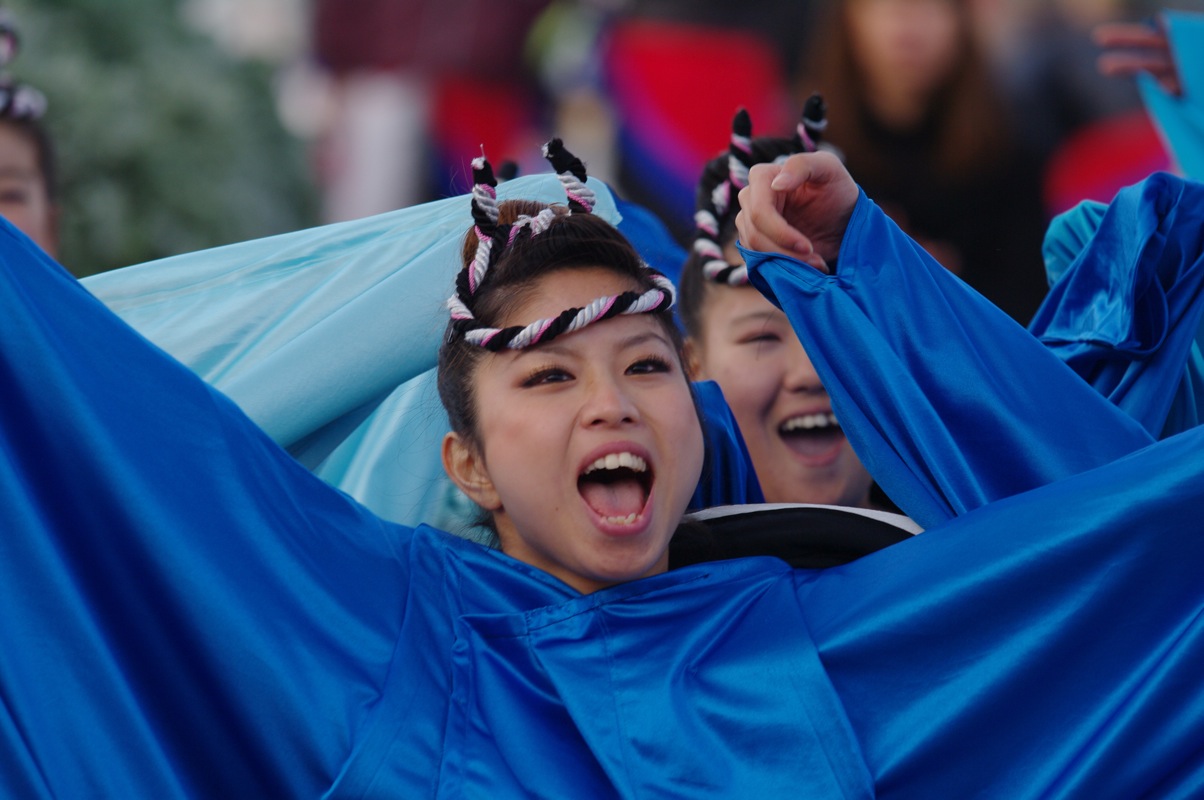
[1032, 173, 1204, 439]
[741, 191, 1153, 529]
[801, 423, 1204, 798]
[0, 221, 414, 797]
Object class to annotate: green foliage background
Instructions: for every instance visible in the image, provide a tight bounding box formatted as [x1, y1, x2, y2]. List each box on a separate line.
[5, 0, 317, 276]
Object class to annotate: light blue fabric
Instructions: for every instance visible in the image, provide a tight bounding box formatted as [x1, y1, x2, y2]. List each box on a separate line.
[83, 176, 758, 534]
[1141, 11, 1204, 180]
[1031, 173, 1204, 439]
[1034, 12, 1204, 441]
[5, 180, 1204, 797]
[1042, 198, 1108, 287]
[82, 175, 622, 538]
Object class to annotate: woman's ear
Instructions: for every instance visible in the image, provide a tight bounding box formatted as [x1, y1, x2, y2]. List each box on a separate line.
[442, 432, 502, 510]
[683, 336, 705, 382]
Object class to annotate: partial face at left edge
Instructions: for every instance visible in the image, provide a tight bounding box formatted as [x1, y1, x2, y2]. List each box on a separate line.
[0, 123, 56, 258]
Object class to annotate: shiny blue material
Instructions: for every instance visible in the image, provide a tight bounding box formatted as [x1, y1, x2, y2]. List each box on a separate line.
[1031, 173, 1204, 439]
[612, 193, 688, 290]
[1032, 13, 1204, 440]
[743, 192, 1153, 530]
[691, 379, 764, 509]
[4, 181, 1204, 797]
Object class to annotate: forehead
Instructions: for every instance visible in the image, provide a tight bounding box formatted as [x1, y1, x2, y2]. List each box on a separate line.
[700, 283, 786, 329]
[500, 266, 645, 328]
[0, 124, 40, 179]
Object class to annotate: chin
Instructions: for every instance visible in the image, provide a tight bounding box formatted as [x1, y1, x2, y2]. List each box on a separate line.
[591, 542, 669, 585]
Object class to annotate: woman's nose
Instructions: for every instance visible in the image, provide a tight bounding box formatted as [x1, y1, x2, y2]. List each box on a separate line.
[782, 336, 824, 394]
[582, 375, 639, 427]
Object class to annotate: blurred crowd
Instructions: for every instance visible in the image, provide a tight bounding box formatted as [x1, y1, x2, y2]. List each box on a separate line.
[3, 0, 1202, 320]
[302, 0, 1197, 323]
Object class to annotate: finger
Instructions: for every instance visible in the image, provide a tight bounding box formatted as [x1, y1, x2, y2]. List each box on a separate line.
[1097, 52, 1181, 94]
[734, 210, 810, 262]
[764, 151, 831, 193]
[734, 207, 813, 259]
[1092, 22, 1168, 50]
[1097, 52, 1175, 77]
[735, 179, 814, 258]
[741, 166, 814, 255]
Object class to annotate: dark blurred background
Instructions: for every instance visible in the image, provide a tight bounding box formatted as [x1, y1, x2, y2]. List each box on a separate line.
[6, 0, 1203, 291]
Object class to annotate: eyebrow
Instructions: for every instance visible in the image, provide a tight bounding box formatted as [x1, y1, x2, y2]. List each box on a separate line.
[615, 330, 673, 351]
[515, 330, 673, 360]
[728, 309, 787, 327]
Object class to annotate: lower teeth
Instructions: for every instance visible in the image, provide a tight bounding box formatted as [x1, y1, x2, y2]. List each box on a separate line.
[604, 513, 638, 525]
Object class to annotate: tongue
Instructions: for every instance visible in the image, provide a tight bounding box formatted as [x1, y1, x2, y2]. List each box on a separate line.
[580, 477, 645, 518]
[781, 428, 843, 458]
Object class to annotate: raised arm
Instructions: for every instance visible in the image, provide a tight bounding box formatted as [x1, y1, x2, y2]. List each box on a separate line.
[0, 221, 414, 796]
[735, 153, 1153, 528]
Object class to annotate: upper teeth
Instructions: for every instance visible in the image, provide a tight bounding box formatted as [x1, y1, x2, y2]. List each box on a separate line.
[781, 413, 838, 432]
[584, 452, 648, 474]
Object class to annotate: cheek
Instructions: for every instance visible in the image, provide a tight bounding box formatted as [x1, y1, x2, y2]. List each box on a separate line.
[507, 409, 565, 455]
[846, 8, 889, 63]
[652, 382, 705, 475]
[927, 23, 962, 72]
[709, 348, 784, 423]
[477, 406, 560, 491]
[671, 406, 706, 489]
[0, 204, 30, 228]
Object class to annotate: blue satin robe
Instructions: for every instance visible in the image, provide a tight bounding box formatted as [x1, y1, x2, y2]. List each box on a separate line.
[3, 177, 1204, 797]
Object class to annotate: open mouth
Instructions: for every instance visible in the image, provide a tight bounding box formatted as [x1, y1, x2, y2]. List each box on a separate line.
[778, 412, 845, 459]
[577, 452, 653, 527]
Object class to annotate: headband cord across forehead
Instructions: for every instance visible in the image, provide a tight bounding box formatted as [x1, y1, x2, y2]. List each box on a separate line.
[446, 139, 676, 352]
[692, 95, 827, 286]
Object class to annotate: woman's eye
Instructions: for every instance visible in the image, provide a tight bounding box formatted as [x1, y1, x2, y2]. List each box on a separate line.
[740, 333, 782, 345]
[627, 356, 671, 375]
[521, 367, 572, 387]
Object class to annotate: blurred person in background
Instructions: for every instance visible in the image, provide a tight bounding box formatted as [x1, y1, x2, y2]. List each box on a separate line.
[980, 0, 1191, 217]
[310, 0, 552, 222]
[529, 0, 812, 242]
[976, 0, 1144, 161]
[0, 10, 56, 258]
[0, 90, 57, 259]
[800, 0, 1049, 323]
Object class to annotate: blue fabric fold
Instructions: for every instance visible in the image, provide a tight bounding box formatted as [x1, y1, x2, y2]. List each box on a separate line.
[1031, 173, 1204, 438]
[5, 173, 1204, 797]
[803, 422, 1204, 799]
[1, 219, 415, 797]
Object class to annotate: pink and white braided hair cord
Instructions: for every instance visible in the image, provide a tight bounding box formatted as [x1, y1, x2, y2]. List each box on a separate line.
[464, 273, 676, 350]
[447, 142, 677, 351]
